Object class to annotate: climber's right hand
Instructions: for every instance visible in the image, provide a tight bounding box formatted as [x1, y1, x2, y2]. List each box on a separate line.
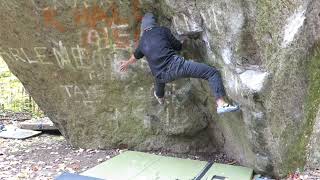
[120, 61, 129, 72]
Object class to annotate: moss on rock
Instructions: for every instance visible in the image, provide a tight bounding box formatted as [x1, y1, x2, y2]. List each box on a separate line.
[277, 43, 320, 174]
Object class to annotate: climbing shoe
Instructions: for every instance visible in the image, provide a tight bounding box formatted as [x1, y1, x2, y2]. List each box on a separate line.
[0, 124, 6, 132]
[217, 104, 240, 114]
[154, 91, 165, 105]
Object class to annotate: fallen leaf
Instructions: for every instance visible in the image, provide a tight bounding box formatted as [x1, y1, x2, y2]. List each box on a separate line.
[31, 165, 39, 172]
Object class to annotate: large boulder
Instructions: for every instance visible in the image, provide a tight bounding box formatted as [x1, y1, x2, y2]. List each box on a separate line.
[0, 0, 215, 153]
[1, 0, 320, 177]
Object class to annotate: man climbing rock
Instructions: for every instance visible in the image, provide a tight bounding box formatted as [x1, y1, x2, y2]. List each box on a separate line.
[120, 13, 239, 114]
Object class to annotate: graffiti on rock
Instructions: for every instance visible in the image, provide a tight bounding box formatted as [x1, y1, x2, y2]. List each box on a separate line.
[38, 0, 142, 49]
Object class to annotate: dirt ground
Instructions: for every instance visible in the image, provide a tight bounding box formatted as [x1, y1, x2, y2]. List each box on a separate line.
[0, 133, 118, 180]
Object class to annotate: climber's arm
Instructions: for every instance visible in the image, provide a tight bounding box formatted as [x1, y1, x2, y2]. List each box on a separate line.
[166, 28, 182, 51]
[120, 45, 144, 72]
[164, 28, 189, 51]
[120, 54, 137, 72]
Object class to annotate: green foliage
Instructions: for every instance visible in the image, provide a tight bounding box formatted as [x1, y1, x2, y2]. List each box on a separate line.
[0, 58, 43, 117]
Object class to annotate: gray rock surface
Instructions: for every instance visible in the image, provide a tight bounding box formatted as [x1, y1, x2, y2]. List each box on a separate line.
[1, 0, 320, 177]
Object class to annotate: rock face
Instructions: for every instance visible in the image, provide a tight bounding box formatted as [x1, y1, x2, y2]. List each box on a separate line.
[0, 0, 320, 177]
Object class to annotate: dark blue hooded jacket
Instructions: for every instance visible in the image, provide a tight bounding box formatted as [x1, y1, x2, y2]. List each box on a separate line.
[134, 13, 182, 77]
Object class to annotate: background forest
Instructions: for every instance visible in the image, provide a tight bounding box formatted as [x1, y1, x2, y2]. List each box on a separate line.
[0, 57, 42, 117]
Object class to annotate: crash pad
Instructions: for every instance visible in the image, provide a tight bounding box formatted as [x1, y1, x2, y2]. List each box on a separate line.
[0, 125, 42, 139]
[55, 172, 103, 180]
[202, 163, 254, 180]
[81, 151, 253, 180]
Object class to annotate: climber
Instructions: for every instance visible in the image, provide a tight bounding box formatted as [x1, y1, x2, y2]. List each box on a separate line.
[120, 13, 239, 114]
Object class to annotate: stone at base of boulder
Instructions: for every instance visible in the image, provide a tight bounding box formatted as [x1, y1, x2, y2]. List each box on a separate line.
[0, 125, 42, 139]
[18, 118, 57, 131]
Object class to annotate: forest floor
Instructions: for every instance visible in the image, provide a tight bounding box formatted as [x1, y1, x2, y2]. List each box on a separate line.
[0, 116, 320, 180]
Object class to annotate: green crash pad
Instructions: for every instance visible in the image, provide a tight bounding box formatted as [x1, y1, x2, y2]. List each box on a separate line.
[82, 151, 253, 180]
[203, 163, 253, 180]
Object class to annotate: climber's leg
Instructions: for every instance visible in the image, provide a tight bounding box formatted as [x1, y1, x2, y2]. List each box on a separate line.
[154, 80, 165, 105]
[164, 55, 239, 114]
[166, 56, 225, 99]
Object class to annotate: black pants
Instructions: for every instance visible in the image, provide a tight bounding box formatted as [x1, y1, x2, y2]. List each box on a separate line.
[155, 56, 226, 100]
